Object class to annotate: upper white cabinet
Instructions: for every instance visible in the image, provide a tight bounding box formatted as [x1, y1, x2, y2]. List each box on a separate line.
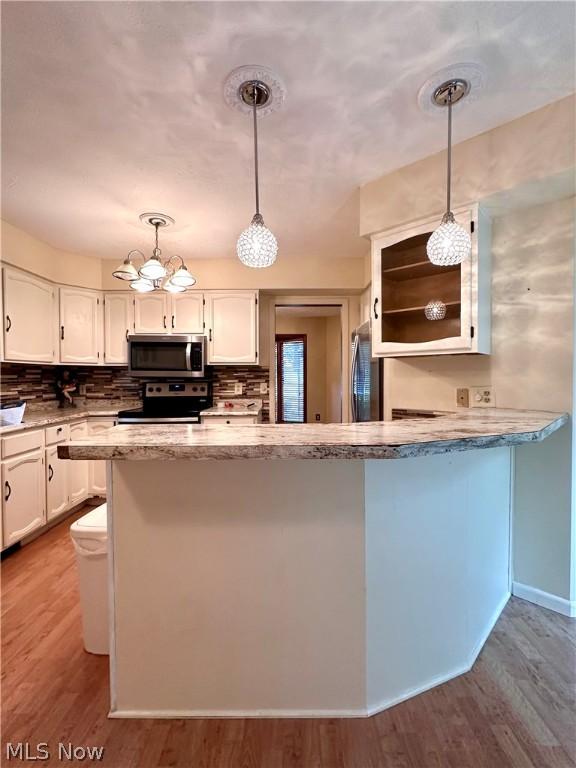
[370, 205, 490, 357]
[60, 288, 102, 364]
[171, 293, 204, 334]
[104, 293, 134, 364]
[206, 291, 258, 364]
[134, 293, 169, 334]
[2, 268, 56, 363]
[134, 292, 204, 334]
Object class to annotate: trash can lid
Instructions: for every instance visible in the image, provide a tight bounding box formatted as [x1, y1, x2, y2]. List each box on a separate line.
[70, 504, 107, 537]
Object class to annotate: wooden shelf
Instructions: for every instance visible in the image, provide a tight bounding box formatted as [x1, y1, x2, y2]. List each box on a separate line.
[382, 260, 460, 282]
[383, 301, 461, 317]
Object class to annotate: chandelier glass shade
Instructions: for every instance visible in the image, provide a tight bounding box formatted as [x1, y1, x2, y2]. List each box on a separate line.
[236, 81, 278, 268]
[427, 80, 471, 266]
[424, 300, 447, 321]
[112, 215, 197, 293]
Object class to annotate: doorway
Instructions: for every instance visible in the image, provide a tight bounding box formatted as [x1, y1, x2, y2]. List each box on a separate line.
[274, 303, 343, 424]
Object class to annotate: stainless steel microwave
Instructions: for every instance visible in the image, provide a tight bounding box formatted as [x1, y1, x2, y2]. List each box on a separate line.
[128, 335, 207, 378]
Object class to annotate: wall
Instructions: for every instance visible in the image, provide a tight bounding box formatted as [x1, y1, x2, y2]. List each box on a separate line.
[1, 220, 103, 289]
[325, 315, 342, 423]
[359, 95, 575, 607]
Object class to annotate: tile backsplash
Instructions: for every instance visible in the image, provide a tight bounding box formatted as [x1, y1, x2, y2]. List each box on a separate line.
[0, 363, 270, 421]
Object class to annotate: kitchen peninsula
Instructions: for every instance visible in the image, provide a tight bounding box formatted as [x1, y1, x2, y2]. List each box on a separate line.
[60, 409, 567, 718]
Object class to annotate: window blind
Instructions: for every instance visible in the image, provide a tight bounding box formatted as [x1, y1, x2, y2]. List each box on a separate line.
[275, 336, 306, 423]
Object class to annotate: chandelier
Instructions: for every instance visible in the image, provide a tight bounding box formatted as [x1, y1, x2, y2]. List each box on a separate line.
[427, 79, 472, 266]
[112, 213, 196, 292]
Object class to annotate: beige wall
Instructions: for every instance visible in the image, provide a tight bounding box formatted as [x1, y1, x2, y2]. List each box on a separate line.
[360, 94, 575, 604]
[360, 95, 575, 237]
[1, 220, 103, 289]
[275, 314, 342, 424]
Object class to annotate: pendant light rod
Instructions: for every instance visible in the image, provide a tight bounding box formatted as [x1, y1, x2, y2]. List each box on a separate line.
[446, 85, 453, 214]
[252, 82, 260, 216]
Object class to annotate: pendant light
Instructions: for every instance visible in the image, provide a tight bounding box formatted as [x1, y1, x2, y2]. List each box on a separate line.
[236, 80, 278, 268]
[112, 213, 197, 292]
[427, 79, 471, 266]
[424, 300, 447, 321]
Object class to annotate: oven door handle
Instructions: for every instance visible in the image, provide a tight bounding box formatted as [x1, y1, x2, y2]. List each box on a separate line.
[185, 342, 192, 371]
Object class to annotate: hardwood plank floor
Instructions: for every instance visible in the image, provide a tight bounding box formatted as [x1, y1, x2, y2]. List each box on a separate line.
[2, 510, 575, 767]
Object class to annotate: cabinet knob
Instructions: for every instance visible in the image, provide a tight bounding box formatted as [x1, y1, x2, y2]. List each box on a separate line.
[5, 315, 11, 333]
[4, 481, 11, 502]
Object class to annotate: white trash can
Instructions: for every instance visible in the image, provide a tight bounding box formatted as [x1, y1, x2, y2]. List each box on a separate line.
[70, 504, 109, 655]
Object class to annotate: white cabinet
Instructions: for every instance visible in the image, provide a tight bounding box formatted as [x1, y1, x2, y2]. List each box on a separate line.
[171, 293, 204, 334]
[45, 445, 69, 521]
[370, 205, 490, 357]
[134, 292, 204, 334]
[2, 268, 56, 363]
[206, 292, 258, 364]
[68, 421, 89, 505]
[104, 293, 134, 364]
[60, 288, 102, 364]
[134, 293, 169, 333]
[2, 449, 45, 546]
[88, 419, 116, 495]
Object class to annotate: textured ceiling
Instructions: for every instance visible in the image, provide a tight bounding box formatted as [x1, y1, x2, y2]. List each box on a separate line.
[2, 1, 575, 262]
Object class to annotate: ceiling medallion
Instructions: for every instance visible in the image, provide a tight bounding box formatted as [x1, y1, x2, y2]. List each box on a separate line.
[417, 63, 486, 116]
[223, 65, 286, 117]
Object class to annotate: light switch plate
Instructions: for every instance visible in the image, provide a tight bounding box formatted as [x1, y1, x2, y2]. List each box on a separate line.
[456, 388, 469, 408]
[470, 386, 495, 408]
[234, 383, 243, 395]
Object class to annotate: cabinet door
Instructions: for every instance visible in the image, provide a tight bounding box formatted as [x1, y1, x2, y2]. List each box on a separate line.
[68, 421, 89, 505]
[171, 293, 204, 334]
[2, 450, 45, 546]
[3, 268, 56, 363]
[104, 293, 134, 364]
[45, 445, 68, 520]
[134, 294, 169, 333]
[60, 288, 101, 364]
[371, 206, 480, 358]
[87, 419, 116, 495]
[207, 292, 258, 364]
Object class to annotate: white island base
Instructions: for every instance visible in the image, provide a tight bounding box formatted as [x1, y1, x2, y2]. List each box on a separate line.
[108, 447, 511, 719]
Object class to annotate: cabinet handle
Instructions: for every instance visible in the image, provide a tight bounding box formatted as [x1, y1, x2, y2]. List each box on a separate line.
[126, 329, 129, 341]
[5, 315, 11, 333]
[57, 427, 62, 433]
[209, 329, 212, 342]
[4, 481, 11, 502]
[171, 315, 175, 329]
[48, 465, 54, 482]
[61, 326, 65, 340]
[373, 297, 379, 320]
[163, 315, 167, 329]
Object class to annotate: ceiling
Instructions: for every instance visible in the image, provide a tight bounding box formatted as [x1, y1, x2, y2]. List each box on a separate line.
[2, 1, 574, 262]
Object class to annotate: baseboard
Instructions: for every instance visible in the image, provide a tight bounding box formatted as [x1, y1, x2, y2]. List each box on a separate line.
[512, 582, 576, 618]
[109, 707, 368, 719]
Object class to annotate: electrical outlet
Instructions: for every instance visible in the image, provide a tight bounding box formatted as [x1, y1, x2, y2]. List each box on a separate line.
[260, 382, 268, 394]
[470, 386, 495, 408]
[315, 413, 321, 421]
[456, 388, 469, 408]
[234, 383, 243, 395]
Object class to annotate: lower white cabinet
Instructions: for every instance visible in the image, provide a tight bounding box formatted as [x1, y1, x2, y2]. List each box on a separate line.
[88, 418, 116, 495]
[2, 449, 46, 547]
[68, 421, 89, 505]
[45, 444, 69, 521]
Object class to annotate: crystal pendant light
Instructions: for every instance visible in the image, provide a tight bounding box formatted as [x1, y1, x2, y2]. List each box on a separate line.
[424, 300, 447, 321]
[427, 79, 471, 266]
[236, 80, 278, 268]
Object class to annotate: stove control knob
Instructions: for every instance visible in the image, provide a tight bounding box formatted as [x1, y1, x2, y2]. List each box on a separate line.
[156, 387, 162, 392]
[147, 386, 154, 393]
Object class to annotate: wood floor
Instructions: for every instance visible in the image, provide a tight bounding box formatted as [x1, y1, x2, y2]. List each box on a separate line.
[2, 509, 575, 768]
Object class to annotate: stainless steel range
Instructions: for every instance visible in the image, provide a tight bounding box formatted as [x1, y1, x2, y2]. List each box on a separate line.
[118, 382, 213, 424]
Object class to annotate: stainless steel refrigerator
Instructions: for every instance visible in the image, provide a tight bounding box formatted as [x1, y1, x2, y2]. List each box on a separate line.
[350, 321, 383, 422]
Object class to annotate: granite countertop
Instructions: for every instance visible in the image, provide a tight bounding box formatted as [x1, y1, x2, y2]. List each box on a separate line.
[201, 399, 263, 417]
[58, 408, 568, 461]
[0, 401, 140, 435]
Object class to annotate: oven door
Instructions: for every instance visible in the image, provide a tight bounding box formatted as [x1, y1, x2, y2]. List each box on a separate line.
[128, 335, 206, 378]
